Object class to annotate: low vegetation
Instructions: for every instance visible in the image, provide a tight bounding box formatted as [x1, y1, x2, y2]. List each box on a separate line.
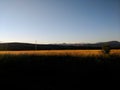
[0, 49, 120, 89]
[0, 49, 120, 56]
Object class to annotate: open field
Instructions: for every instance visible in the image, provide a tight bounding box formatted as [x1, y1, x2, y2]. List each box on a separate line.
[0, 49, 120, 89]
[0, 49, 120, 56]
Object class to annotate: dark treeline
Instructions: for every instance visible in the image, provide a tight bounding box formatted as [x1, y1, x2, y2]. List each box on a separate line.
[0, 43, 102, 50]
[0, 41, 120, 50]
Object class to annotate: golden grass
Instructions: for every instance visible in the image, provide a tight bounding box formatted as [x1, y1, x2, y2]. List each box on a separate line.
[0, 49, 120, 56]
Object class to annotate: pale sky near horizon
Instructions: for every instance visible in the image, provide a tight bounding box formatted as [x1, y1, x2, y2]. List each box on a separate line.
[0, 0, 120, 44]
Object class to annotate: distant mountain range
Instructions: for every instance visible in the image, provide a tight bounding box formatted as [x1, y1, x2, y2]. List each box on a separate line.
[0, 41, 120, 50]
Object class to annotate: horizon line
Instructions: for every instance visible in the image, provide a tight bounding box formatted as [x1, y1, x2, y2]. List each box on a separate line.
[0, 40, 120, 45]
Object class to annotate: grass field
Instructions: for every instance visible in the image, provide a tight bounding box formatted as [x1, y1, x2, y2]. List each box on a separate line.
[0, 49, 120, 56]
[0, 49, 120, 89]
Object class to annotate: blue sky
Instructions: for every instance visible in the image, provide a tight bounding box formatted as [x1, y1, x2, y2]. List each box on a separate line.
[0, 0, 120, 44]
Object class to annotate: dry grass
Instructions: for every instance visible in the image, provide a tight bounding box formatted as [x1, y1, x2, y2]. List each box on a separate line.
[0, 49, 120, 56]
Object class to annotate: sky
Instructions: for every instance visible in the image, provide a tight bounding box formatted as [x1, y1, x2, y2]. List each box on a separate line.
[0, 0, 120, 44]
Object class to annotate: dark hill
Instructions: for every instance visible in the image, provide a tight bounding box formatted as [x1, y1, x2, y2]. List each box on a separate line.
[0, 41, 120, 50]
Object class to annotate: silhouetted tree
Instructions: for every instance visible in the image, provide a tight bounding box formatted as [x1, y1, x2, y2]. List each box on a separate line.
[102, 43, 111, 54]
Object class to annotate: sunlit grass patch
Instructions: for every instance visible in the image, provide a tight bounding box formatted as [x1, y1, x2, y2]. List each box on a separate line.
[0, 49, 120, 57]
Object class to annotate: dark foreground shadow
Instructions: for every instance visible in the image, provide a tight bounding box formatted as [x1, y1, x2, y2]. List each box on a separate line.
[0, 55, 120, 89]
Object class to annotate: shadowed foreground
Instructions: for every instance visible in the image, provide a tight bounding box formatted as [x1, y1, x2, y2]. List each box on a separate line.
[0, 54, 120, 89]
